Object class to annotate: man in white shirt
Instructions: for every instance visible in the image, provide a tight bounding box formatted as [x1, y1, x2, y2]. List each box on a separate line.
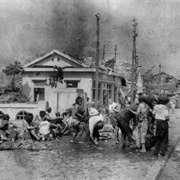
[152, 97, 169, 156]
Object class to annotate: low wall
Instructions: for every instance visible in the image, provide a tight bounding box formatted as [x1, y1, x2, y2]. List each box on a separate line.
[0, 102, 46, 121]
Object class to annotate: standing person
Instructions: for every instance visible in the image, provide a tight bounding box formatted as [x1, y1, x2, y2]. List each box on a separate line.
[134, 96, 150, 152]
[115, 104, 138, 148]
[130, 96, 150, 152]
[152, 97, 169, 156]
[108, 99, 120, 144]
[70, 96, 84, 142]
[111, 100, 122, 144]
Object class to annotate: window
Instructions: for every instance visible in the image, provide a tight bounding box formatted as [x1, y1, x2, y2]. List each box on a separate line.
[66, 81, 79, 88]
[16, 111, 28, 120]
[92, 81, 101, 101]
[107, 84, 112, 99]
[34, 88, 45, 101]
[33, 80, 46, 102]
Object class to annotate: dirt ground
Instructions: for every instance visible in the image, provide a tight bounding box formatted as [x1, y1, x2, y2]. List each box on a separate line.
[0, 109, 180, 180]
[0, 135, 158, 180]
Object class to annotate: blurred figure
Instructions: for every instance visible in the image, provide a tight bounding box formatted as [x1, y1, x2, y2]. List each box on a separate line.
[0, 114, 18, 142]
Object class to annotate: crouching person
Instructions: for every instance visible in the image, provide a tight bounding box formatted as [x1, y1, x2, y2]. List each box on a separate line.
[87, 111, 104, 147]
[21, 113, 40, 141]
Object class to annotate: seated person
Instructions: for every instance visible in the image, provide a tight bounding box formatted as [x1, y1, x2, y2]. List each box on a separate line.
[42, 109, 63, 130]
[39, 111, 61, 140]
[21, 113, 40, 141]
[55, 112, 61, 118]
[32, 114, 42, 127]
[0, 114, 18, 141]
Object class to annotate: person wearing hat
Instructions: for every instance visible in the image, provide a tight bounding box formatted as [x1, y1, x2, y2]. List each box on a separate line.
[152, 97, 169, 156]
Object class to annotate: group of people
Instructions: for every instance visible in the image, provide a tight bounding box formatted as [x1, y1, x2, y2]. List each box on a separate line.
[0, 94, 172, 157]
[109, 93, 170, 156]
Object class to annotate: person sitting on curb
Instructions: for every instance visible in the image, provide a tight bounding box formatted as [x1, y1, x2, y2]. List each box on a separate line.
[39, 111, 61, 141]
[0, 114, 19, 142]
[21, 113, 41, 141]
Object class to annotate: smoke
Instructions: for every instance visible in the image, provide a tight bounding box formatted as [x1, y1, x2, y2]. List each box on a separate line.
[0, 0, 179, 77]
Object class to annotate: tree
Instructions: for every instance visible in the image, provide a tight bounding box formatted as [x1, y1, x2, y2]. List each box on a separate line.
[48, 66, 64, 88]
[2, 61, 24, 90]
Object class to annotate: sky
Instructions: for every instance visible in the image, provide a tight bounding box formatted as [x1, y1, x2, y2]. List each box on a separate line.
[0, 0, 180, 78]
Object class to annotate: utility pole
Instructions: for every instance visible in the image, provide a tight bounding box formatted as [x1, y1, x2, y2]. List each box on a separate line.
[131, 18, 138, 104]
[114, 44, 117, 60]
[158, 63, 162, 95]
[103, 45, 105, 59]
[95, 13, 100, 105]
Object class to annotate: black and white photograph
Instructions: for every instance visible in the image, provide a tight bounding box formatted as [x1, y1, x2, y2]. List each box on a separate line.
[0, 0, 179, 179]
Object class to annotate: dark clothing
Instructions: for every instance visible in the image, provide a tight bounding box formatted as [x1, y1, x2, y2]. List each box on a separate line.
[120, 105, 137, 121]
[115, 105, 137, 145]
[85, 120, 103, 143]
[154, 120, 169, 155]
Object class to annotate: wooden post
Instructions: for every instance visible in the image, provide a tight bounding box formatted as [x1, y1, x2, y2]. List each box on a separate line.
[95, 13, 100, 105]
[131, 18, 138, 104]
[158, 63, 162, 95]
[114, 44, 117, 60]
[103, 45, 105, 60]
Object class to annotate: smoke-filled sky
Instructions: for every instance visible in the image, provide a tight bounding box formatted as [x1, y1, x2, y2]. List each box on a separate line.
[0, 0, 180, 78]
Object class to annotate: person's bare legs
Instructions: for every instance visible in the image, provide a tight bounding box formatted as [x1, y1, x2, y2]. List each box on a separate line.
[30, 130, 40, 141]
[114, 126, 119, 144]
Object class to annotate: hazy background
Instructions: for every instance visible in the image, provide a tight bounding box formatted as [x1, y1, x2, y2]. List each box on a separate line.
[0, 0, 180, 78]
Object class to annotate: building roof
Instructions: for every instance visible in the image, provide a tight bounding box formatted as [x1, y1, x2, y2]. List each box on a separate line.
[24, 49, 85, 68]
[23, 49, 126, 82]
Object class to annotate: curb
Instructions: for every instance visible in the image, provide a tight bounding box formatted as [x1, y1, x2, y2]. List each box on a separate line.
[144, 136, 180, 180]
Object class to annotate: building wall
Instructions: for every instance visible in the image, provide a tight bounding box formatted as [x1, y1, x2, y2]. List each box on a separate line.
[22, 69, 123, 114]
[22, 71, 93, 114]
